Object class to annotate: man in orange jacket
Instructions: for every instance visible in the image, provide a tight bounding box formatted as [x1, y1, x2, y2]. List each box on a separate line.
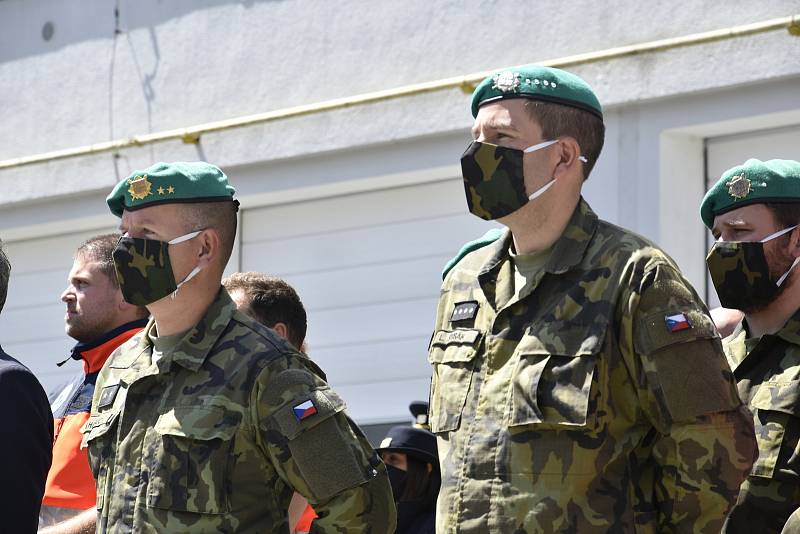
[39, 234, 148, 533]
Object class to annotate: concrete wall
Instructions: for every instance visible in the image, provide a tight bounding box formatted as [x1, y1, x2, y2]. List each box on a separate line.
[1, 0, 799, 420]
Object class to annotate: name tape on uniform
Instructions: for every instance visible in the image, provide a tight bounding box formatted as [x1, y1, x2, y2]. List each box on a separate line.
[432, 329, 481, 347]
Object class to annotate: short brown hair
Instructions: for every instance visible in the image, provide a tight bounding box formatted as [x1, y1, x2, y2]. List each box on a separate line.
[180, 201, 238, 268]
[766, 202, 800, 229]
[76, 233, 122, 288]
[525, 100, 605, 178]
[223, 272, 307, 349]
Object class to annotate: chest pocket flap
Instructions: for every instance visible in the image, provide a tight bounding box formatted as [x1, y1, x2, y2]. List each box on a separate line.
[80, 410, 120, 449]
[751, 382, 800, 416]
[510, 324, 606, 429]
[428, 329, 482, 434]
[748, 383, 800, 478]
[154, 406, 239, 441]
[146, 406, 239, 514]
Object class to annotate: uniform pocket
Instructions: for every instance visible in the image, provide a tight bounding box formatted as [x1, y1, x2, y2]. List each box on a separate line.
[509, 352, 597, 429]
[509, 329, 602, 430]
[81, 411, 120, 511]
[749, 383, 800, 478]
[144, 406, 238, 514]
[427, 329, 482, 434]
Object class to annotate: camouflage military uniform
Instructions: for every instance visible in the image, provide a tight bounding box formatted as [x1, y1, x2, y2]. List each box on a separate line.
[81, 289, 396, 533]
[428, 198, 756, 533]
[722, 313, 800, 534]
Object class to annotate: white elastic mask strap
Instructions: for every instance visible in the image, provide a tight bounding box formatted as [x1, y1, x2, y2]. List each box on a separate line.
[171, 266, 203, 299]
[777, 256, 800, 287]
[523, 139, 558, 153]
[168, 230, 202, 245]
[528, 178, 557, 201]
[761, 224, 798, 243]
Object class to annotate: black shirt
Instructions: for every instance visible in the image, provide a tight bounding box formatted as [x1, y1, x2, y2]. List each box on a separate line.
[0, 346, 53, 534]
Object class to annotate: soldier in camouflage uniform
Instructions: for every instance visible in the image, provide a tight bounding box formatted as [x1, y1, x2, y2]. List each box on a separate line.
[80, 162, 396, 533]
[700, 158, 800, 534]
[429, 64, 757, 533]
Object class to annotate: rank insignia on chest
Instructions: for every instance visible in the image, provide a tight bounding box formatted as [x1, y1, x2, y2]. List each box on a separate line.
[665, 312, 692, 333]
[97, 383, 121, 410]
[450, 300, 479, 322]
[293, 399, 317, 421]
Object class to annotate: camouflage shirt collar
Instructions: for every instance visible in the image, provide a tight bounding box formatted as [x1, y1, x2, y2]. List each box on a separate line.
[478, 197, 598, 277]
[774, 308, 800, 346]
[153, 287, 237, 372]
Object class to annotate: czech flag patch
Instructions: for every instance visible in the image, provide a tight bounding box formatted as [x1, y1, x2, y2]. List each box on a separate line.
[293, 399, 318, 421]
[665, 312, 692, 332]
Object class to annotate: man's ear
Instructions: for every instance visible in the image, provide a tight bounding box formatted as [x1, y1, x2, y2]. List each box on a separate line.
[196, 228, 221, 268]
[552, 137, 582, 180]
[790, 227, 800, 258]
[271, 322, 289, 342]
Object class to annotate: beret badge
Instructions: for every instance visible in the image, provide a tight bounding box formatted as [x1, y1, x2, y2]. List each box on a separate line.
[726, 174, 752, 200]
[127, 175, 153, 201]
[492, 71, 520, 93]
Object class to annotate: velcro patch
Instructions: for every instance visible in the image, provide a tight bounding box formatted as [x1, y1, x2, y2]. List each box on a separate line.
[97, 383, 120, 410]
[450, 300, 479, 322]
[293, 399, 318, 421]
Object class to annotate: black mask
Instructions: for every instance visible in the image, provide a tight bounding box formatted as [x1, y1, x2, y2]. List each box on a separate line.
[706, 225, 799, 311]
[386, 464, 408, 502]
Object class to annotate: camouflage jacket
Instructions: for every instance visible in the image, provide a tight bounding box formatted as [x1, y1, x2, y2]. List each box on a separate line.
[80, 288, 396, 533]
[722, 312, 800, 534]
[428, 198, 756, 533]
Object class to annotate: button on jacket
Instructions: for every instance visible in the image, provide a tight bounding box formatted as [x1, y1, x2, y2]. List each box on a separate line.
[81, 289, 396, 533]
[428, 198, 757, 533]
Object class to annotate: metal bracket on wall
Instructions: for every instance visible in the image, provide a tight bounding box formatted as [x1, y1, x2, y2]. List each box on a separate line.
[1, 14, 798, 171]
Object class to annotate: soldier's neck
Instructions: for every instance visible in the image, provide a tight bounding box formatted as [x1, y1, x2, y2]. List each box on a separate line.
[147, 277, 219, 337]
[505, 193, 579, 255]
[745, 281, 800, 338]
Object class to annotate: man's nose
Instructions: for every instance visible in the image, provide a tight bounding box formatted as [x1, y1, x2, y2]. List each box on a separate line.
[61, 287, 74, 303]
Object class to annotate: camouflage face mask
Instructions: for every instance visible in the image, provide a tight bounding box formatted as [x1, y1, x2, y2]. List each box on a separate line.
[112, 230, 204, 306]
[706, 224, 799, 310]
[460, 140, 556, 220]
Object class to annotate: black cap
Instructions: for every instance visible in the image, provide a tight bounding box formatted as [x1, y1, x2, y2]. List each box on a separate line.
[377, 425, 438, 466]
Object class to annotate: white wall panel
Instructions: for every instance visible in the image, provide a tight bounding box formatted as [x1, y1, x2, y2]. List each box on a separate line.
[241, 178, 499, 423]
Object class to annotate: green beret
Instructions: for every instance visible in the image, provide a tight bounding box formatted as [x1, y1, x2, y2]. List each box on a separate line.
[700, 159, 800, 229]
[107, 161, 236, 217]
[470, 64, 602, 120]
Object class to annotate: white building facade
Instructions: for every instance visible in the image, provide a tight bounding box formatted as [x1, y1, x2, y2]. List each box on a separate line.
[1, 0, 799, 434]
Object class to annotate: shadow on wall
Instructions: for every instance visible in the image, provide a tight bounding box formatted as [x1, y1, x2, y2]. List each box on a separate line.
[0, 0, 282, 63]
